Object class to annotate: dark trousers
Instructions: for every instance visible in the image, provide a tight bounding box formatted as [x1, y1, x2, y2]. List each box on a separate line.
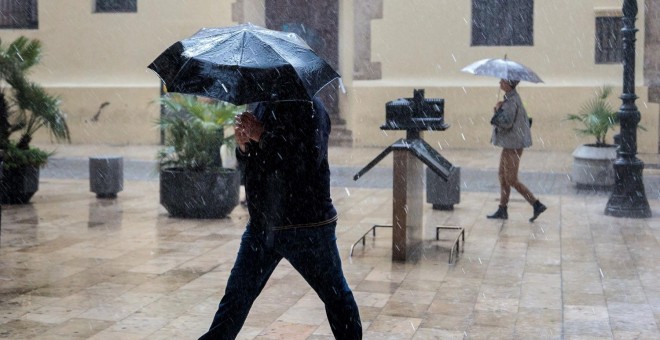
[199, 223, 362, 340]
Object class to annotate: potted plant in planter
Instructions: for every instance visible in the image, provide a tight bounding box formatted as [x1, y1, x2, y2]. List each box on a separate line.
[157, 93, 242, 218]
[566, 86, 634, 188]
[0, 37, 71, 204]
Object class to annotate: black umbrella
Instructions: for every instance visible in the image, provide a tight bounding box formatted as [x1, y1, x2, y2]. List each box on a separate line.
[148, 23, 341, 105]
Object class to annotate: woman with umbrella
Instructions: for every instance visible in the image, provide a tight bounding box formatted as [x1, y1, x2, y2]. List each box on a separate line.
[462, 57, 547, 222]
[487, 78, 546, 221]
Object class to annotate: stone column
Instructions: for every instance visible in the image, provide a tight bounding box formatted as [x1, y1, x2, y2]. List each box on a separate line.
[391, 148, 424, 261]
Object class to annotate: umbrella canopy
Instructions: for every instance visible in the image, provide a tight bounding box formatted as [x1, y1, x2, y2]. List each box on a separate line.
[461, 57, 543, 83]
[148, 23, 341, 105]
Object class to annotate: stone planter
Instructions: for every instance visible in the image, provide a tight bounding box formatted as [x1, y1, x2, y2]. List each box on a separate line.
[160, 168, 240, 219]
[0, 166, 40, 204]
[571, 144, 617, 188]
[426, 166, 461, 210]
[89, 156, 124, 199]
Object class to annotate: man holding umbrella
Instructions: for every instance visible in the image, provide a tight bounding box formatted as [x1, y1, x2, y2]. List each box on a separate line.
[148, 23, 361, 339]
[197, 97, 362, 339]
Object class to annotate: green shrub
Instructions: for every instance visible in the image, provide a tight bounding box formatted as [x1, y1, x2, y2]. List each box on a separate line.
[157, 93, 242, 171]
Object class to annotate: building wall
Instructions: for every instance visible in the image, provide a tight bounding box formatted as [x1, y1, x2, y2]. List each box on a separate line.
[1, 0, 658, 153]
[2, 0, 235, 145]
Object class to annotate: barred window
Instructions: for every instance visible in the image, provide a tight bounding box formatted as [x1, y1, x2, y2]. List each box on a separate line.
[472, 0, 533, 46]
[0, 0, 38, 29]
[95, 0, 137, 13]
[595, 16, 623, 64]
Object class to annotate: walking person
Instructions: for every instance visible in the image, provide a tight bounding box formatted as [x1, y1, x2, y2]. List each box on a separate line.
[199, 98, 362, 340]
[487, 78, 547, 222]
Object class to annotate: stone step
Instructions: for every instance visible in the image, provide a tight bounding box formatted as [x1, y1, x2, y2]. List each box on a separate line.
[330, 123, 353, 147]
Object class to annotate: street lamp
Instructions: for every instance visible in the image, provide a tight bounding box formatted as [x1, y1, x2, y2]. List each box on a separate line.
[605, 0, 651, 218]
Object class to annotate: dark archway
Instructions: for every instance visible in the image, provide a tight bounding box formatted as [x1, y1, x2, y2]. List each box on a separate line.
[265, 0, 340, 118]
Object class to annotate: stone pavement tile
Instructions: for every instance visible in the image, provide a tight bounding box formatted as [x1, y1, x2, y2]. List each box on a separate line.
[524, 243, 561, 267]
[563, 320, 613, 338]
[380, 300, 430, 318]
[419, 312, 472, 333]
[255, 320, 317, 339]
[21, 305, 86, 324]
[389, 289, 437, 304]
[606, 302, 659, 333]
[427, 299, 473, 315]
[239, 302, 289, 329]
[47, 318, 113, 339]
[519, 282, 562, 310]
[310, 320, 334, 337]
[105, 315, 170, 336]
[433, 278, 481, 304]
[397, 278, 444, 292]
[563, 305, 612, 338]
[471, 309, 517, 328]
[514, 307, 561, 339]
[354, 280, 399, 294]
[464, 324, 514, 339]
[0, 319, 53, 339]
[276, 292, 326, 326]
[602, 278, 649, 304]
[563, 292, 608, 307]
[365, 314, 422, 337]
[412, 327, 465, 339]
[138, 288, 214, 319]
[153, 312, 210, 339]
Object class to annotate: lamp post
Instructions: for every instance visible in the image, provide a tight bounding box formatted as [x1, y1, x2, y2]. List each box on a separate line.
[605, 0, 651, 218]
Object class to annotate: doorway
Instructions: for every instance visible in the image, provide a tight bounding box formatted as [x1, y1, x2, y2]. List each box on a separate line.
[265, 0, 340, 117]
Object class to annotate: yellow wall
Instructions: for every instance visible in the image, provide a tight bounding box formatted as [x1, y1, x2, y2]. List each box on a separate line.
[1, 0, 657, 153]
[2, 0, 235, 145]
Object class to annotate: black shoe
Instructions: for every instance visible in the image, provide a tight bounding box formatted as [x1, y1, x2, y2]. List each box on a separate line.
[529, 200, 547, 222]
[487, 206, 508, 219]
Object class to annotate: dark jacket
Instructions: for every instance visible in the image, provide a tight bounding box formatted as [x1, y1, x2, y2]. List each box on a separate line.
[236, 99, 337, 231]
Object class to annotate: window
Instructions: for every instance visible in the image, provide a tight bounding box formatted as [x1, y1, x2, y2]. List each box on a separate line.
[595, 16, 623, 64]
[0, 0, 38, 29]
[471, 0, 533, 46]
[95, 0, 137, 13]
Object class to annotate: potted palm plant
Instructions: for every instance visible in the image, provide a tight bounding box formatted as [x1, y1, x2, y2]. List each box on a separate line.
[566, 86, 629, 188]
[157, 93, 242, 218]
[0, 37, 71, 204]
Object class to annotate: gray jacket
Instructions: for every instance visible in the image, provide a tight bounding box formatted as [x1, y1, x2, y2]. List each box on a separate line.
[490, 89, 532, 149]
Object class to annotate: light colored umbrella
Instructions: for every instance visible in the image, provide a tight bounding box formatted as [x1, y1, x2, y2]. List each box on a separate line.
[461, 56, 543, 83]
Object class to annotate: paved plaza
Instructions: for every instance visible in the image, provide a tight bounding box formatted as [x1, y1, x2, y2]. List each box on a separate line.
[1, 144, 660, 339]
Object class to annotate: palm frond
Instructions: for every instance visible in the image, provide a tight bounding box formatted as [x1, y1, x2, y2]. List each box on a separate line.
[0, 36, 69, 154]
[566, 86, 618, 145]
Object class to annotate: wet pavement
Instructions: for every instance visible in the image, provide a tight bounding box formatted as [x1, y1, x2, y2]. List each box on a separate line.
[1, 144, 659, 339]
